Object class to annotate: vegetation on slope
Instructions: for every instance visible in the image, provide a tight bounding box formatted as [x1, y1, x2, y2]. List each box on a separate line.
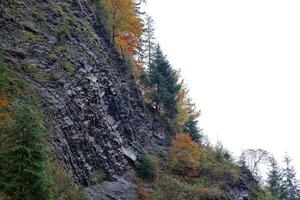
[89, 1, 266, 198]
[0, 53, 91, 199]
[0, 0, 268, 200]
[135, 133, 265, 199]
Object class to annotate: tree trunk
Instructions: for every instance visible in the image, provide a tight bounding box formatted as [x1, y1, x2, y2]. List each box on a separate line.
[120, 46, 125, 61]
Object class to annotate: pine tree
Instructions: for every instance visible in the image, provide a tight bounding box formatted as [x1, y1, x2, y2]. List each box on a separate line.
[280, 154, 300, 200]
[149, 45, 181, 119]
[267, 157, 283, 199]
[184, 116, 201, 141]
[144, 15, 156, 67]
[0, 106, 51, 200]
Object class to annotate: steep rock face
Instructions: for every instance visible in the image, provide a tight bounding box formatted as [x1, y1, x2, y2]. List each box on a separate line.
[0, 0, 167, 186]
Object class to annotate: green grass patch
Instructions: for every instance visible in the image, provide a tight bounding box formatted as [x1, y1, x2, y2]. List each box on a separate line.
[24, 63, 62, 83]
[62, 61, 76, 75]
[92, 169, 106, 183]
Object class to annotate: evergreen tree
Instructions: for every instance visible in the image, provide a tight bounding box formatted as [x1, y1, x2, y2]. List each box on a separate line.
[184, 116, 202, 141]
[149, 45, 181, 119]
[280, 154, 300, 200]
[0, 106, 51, 200]
[144, 15, 156, 67]
[267, 157, 283, 199]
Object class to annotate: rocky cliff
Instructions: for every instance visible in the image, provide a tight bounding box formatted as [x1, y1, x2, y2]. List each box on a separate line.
[0, 0, 167, 186]
[0, 0, 263, 199]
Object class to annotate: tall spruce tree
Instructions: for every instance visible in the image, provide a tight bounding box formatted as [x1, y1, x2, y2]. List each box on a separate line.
[280, 154, 300, 200]
[267, 157, 283, 199]
[144, 15, 156, 67]
[149, 45, 180, 119]
[0, 106, 51, 200]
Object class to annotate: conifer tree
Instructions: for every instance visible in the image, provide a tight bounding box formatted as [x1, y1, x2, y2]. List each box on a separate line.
[0, 106, 51, 200]
[184, 116, 201, 141]
[149, 45, 180, 119]
[144, 15, 156, 66]
[267, 157, 283, 199]
[280, 154, 300, 200]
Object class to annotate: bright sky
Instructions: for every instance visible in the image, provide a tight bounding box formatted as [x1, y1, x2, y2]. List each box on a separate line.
[145, 0, 300, 175]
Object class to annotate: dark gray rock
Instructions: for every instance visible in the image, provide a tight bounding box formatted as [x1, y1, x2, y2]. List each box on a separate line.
[0, 0, 167, 187]
[85, 176, 139, 200]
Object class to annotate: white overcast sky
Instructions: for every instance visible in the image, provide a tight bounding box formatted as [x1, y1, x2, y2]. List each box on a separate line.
[145, 0, 300, 174]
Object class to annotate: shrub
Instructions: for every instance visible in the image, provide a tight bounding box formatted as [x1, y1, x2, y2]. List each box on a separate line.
[168, 133, 202, 177]
[214, 141, 232, 162]
[57, 26, 70, 45]
[63, 61, 75, 75]
[136, 153, 155, 179]
[152, 173, 220, 200]
[137, 182, 149, 200]
[93, 169, 106, 183]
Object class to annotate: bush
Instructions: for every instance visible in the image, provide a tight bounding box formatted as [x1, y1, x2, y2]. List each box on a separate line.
[195, 148, 240, 186]
[168, 133, 202, 177]
[136, 153, 155, 179]
[137, 182, 149, 200]
[152, 173, 220, 200]
[93, 169, 106, 183]
[57, 26, 70, 45]
[214, 141, 232, 162]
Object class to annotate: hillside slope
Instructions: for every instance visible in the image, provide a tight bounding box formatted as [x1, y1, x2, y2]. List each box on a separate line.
[0, 0, 167, 186]
[0, 0, 264, 199]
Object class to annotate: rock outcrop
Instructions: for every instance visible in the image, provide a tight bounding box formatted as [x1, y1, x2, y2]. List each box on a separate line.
[0, 0, 167, 186]
[220, 167, 263, 200]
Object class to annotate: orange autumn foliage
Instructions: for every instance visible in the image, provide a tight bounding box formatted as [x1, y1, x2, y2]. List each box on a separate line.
[137, 182, 149, 200]
[0, 91, 10, 117]
[0, 91, 9, 108]
[171, 87, 189, 132]
[171, 81, 201, 133]
[101, 0, 143, 57]
[168, 133, 202, 177]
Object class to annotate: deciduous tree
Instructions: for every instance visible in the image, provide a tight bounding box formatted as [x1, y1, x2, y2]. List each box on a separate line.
[101, 0, 143, 57]
[171, 82, 202, 140]
[168, 133, 202, 177]
[239, 149, 270, 182]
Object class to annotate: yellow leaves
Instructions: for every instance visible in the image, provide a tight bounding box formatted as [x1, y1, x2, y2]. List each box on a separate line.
[101, 0, 143, 56]
[172, 88, 189, 132]
[168, 133, 202, 177]
[172, 82, 200, 133]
